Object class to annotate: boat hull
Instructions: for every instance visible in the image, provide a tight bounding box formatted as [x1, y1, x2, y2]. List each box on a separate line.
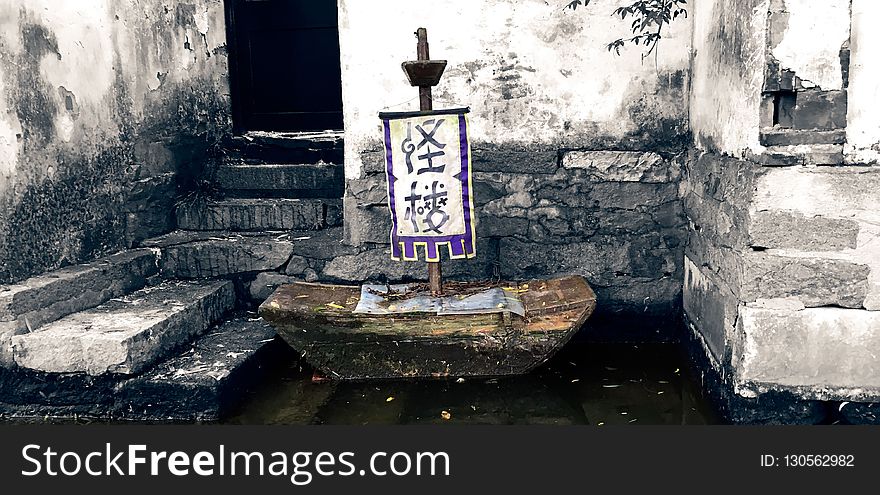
[259, 276, 596, 380]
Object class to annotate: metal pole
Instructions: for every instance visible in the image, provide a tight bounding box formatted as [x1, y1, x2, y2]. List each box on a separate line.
[415, 27, 443, 295]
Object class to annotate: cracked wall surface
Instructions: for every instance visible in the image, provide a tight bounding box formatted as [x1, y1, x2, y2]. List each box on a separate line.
[0, 0, 231, 284]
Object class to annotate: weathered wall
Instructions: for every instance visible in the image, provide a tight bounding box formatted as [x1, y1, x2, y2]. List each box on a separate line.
[0, 0, 230, 284]
[685, 0, 880, 413]
[339, 0, 692, 177]
[846, 0, 880, 164]
[689, 0, 766, 155]
[338, 0, 693, 330]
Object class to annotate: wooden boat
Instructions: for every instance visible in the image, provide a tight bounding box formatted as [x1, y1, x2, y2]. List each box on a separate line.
[259, 275, 596, 380]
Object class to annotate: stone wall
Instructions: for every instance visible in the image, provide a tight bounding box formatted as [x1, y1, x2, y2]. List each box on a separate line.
[684, 0, 880, 416]
[338, 0, 693, 333]
[0, 0, 231, 284]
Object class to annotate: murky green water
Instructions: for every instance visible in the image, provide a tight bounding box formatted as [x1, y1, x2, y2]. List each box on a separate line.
[225, 343, 720, 425]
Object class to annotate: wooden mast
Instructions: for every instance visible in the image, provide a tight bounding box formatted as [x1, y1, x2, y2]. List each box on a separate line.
[415, 27, 443, 295]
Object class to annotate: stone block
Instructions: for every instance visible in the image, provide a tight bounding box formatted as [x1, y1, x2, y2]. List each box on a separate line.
[562, 151, 677, 182]
[11, 280, 234, 375]
[215, 163, 343, 197]
[346, 177, 387, 205]
[477, 211, 531, 238]
[759, 129, 847, 146]
[249, 272, 298, 301]
[685, 228, 745, 294]
[753, 167, 880, 221]
[683, 256, 738, 361]
[0, 249, 159, 366]
[471, 148, 558, 174]
[114, 317, 286, 421]
[792, 90, 847, 131]
[739, 306, 880, 399]
[144, 231, 294, 278]
[343, 197, 392, 245]
[743, 253, 869, 308]
[176, 198, 340, 231]
[292, 227, 360, 261]
[284, 255, 310, 276]
[749, 211, 859, 250]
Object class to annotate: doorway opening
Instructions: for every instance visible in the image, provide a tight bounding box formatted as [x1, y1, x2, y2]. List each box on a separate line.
[226, 0, 344, 133]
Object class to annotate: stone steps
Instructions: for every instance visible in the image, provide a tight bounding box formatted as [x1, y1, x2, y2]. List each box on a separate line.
[143, 231, 296, 279]
[0, 315, 290, 421]
[1, 249, 160, 366]
[216, 162, 344, 198]
[10, 279, 235, 376]
[115, 315, 289, 421]
[176, 197, 342, 231]
[223, 130, 344, 165]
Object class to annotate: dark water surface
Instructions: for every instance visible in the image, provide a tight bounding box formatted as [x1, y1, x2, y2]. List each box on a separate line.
[225, 343, 720, 425]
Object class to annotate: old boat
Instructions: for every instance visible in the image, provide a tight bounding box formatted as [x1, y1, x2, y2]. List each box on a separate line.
[259, 276, 596, 380]
[258, 28, 596, 379]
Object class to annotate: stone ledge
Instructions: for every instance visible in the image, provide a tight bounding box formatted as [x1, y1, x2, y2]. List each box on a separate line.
[144, 231, 295, 279]
[215, 163, 344, 197]
[738, 305, 880, 400]
[748, 211, 859, 251]
[561, 150, 678, 182]
[176, 198, 341, 231]
[115, 317, 289, 421]
[742, 253, 870, 308]
[11, 280, 235, 376]
[0, 316, 292, 421]
[0, 249, 159, 366]
[759, 129, 847, 146]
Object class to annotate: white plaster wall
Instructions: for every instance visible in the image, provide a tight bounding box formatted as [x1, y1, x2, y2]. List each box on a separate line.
[689, 0, 767, 156]
[338, 0, 692, 178]
[770, 0, 850, 90]
[846, 0, 880, 165]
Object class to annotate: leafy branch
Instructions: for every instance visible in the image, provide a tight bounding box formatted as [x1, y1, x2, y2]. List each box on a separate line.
[566, 0, 688, 59]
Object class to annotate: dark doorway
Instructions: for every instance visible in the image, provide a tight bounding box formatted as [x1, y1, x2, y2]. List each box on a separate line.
[227, 0, 344, 132]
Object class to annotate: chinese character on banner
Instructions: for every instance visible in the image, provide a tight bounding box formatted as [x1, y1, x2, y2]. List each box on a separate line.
[379, 108, 476, 262]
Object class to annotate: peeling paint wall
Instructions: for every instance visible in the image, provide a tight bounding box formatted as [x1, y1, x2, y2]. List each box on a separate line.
[338, 0, 692, 179]
[769, 0, 849, 91]
[689, 0, 767, 155]
[0, 0, 230, 283]
[846, 0, 880, 164]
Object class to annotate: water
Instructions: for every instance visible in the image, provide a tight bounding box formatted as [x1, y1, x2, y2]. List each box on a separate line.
[225, 343, 720, 425]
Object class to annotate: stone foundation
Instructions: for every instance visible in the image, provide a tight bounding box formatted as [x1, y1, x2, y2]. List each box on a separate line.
[683, 150, 880, 422]
[344, 145, 687, 338]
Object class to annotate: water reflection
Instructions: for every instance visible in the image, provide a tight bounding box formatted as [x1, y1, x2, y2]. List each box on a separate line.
[226, 343, 720, 425]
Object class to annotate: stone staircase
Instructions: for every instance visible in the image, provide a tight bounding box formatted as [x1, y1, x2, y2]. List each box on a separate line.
[0, 131, 347, 421]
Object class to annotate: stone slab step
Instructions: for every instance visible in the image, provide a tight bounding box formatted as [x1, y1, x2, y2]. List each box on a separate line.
[176, 198, 342, 231]
[216, 162, 344, 198]
[1, 249, 159, 366]
[10, 280, 235, 376]
[0, 316, 293, 421]
[143, 231, 295, 279]
[223, 131, 344, 165]
[115, 316, 291, 421]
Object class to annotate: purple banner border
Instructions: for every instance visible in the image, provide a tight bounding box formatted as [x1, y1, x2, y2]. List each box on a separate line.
[382, 112, 476, 262]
